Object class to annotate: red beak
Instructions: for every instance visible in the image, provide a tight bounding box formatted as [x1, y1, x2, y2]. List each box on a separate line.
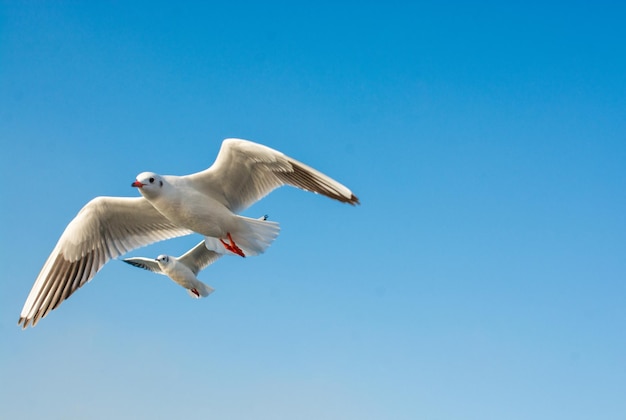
[131, 180, 144, 188]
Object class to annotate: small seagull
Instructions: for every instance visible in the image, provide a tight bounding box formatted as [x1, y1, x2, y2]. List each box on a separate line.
[123, 216, 269, 298]
[123, 242, 218, 299]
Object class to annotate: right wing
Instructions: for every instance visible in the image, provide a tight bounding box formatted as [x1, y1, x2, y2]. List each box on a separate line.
[122, 257, 164, 274]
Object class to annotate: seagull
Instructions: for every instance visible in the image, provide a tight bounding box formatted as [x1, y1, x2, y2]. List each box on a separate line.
[19, 138, 359, 328]
[123, 242, 218, 299]
[123, 216, 270, 298]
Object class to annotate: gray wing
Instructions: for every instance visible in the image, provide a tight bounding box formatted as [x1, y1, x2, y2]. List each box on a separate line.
[186, 138, 360, 213]
[122, 257, 164, 275]
[177, 240, 223, 275]
[19, 196, 193, 328]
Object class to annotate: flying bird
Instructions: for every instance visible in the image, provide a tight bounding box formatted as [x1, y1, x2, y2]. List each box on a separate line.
[123, 216, 270, 298]
[123, 242, 218, 299]
[19, 138, 359, 328]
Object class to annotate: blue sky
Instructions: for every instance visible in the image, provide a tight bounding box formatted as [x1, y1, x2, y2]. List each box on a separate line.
[1, 1, 625, 419]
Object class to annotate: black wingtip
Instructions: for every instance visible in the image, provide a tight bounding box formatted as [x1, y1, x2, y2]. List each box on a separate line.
[18, 316, 32, 329]
[122, 259, 141, 268]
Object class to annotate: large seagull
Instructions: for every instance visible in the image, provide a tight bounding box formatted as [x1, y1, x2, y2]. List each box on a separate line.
[19, 138, 359, 328]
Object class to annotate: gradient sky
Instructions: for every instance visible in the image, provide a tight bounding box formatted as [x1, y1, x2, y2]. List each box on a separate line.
[1, 2, 625, 419]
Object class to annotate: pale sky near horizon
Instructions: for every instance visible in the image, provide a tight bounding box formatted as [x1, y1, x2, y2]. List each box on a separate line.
[1, 2, 625, 419]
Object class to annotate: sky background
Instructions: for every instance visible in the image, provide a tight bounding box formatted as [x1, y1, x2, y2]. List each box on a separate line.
[1, 2, 625, 419]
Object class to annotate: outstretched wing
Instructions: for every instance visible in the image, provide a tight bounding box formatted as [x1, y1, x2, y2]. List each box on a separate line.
[186, 138, 360, 213]
[178, 240, 222, 275]
[19, 196, 193, 328]
[122, 257, 164, 275]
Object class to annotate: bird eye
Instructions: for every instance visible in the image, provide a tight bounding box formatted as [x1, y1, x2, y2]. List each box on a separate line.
[149, 177, 155, 183]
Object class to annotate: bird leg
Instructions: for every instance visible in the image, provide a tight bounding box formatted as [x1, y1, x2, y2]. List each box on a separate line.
[190, 288, 200, 298]
[220, 233, 245, 257]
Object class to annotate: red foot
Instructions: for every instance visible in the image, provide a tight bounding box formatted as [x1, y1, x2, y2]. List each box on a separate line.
[220, 232, 246, 257]
[190, 288, 200, 297]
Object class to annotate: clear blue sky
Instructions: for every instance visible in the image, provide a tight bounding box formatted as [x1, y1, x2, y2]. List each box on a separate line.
[1, 2, 625, 419]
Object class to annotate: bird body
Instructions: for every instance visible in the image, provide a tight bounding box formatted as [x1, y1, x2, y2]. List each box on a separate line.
[157, 254, 215, 298]
[133, 173, 280, 256]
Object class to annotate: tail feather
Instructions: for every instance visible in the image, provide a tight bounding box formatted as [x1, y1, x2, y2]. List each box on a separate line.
[187, 282, 215, 298]
[204, 216, 280, 257]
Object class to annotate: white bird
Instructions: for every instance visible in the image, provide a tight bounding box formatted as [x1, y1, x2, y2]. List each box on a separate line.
[123, 216, 270, 297]
[123, 242, 219, 299]
[19, 138, 359, 328]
